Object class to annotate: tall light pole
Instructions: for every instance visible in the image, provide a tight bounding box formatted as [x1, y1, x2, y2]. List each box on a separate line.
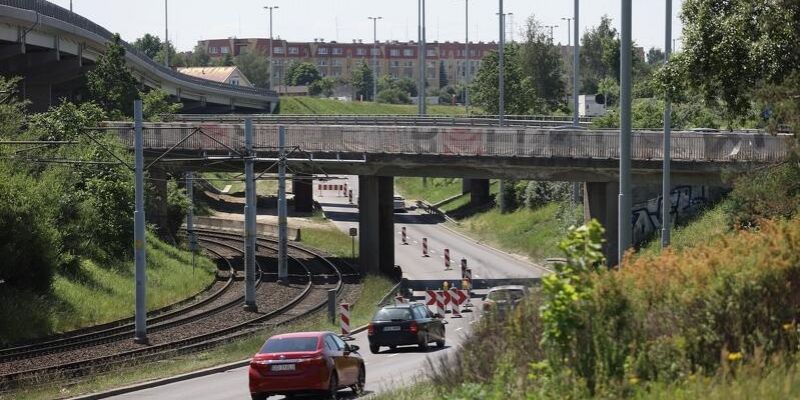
[70, 0, 73, 12]
[418, 0, 427, 116]
[164, 0, 169, 67]
[264, 6, 279, 90]
[544, 25, 559, 43]
[498, 0, 505, 126]
[572, 0, 580, 127]
[619, 0, 633, 264]
[463, 0, 470, 113]
[561, 17, 572, 46]
[368, 16, 382, 101]
[507, 12, 515, 43]
[661, 0, 673, 248]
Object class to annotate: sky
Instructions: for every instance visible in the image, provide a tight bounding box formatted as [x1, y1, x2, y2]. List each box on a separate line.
[49, 0, 685, 52]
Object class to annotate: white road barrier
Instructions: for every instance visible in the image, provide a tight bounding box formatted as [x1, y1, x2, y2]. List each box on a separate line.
[340, 303, 351, 336]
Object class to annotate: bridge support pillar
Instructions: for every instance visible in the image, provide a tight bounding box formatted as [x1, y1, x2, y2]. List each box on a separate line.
[292, 174, 314, 213]
[584, 182, 620, 267]
[358, 176, 395, 276]
[468, 179, 491, 206]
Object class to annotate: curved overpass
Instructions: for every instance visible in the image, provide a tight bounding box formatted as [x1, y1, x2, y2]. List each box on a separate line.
[0, 0, 279, 113]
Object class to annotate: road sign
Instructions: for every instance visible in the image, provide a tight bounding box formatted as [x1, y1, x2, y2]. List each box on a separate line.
[349, 228, 358, 237]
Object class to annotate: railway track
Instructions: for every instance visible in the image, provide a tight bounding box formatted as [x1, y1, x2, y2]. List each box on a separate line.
[0, 229, 356, 391]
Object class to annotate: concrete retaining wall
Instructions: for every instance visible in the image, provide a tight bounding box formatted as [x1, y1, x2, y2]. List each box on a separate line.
[190, 216, 301, 241]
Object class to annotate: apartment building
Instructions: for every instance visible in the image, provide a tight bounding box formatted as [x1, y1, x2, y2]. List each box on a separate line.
[197, 38, 498, 88]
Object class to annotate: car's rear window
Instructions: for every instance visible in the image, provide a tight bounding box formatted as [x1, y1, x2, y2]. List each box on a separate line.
[487, 289, 526, 301]
[372, 308, 413, 321]
[260, 337, 319, 353]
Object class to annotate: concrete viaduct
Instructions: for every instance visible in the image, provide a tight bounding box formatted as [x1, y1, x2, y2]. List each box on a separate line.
[0, 1, 278, 113]
[103, 121, 792, 268]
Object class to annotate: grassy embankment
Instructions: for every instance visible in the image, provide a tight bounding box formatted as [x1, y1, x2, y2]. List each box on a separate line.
[201, 172, 278, 197]
[279, 96, 472, 116]
[0, 233, 216, 345]
[396, 177, 573, 261]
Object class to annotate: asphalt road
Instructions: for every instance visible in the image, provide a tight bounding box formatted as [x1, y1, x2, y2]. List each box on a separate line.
[109, 306, 481, 400]
[106, 176, 545, 399]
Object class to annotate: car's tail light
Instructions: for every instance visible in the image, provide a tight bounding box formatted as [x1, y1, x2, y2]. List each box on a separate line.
[368, 323, 375, 336]
[409, 321, 419, 334]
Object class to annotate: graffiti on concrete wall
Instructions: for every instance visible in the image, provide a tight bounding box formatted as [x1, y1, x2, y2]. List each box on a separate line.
[632, 185, 711, 245]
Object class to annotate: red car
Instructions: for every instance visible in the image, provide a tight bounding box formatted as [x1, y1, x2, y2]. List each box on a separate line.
[248, 331, 365, 400]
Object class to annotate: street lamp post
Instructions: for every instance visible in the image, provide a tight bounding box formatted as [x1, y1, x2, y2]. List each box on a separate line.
[561, 17, 572, 46]
[572, 0, 580, 127]
[368, 16, 382, 101]
[498, 0, 505, 126]
[264, 6, 279, 90]
[164, 0, 169, 67]
[544, 25, 559, 43]
[464, 0, 470, 113]
[418, 0, 427, 116]
[70, 0, 73, 12]
[661, 0, 673, 248]
[619, 0, 633, 264]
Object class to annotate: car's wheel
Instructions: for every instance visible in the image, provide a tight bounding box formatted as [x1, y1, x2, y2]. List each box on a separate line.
[250, 393, 268, 400]
[370, 344, 380, 354]
[419, 333, 430, 351]
[351, 365, 366, 395]
[326, 372, 339, 400]
[436, 336, 445, 348]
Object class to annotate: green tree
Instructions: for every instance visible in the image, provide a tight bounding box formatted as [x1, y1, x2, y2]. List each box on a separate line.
[309, 76, 337, 97]
[471, 44, 541, 115]
[646, 47, 665, 65]
[350, 62, 374, 101]
[189, 44, 211, 67]
[0, 76, 27, 138]
[286, 62, 322, 86]
[596, 77, 619, 107]
[153, 40, 177, 67]
[132, 33, 163, 59]
[141, 89, 182, 121]
[217, 53, 234, 67]
[86, 34, 140, 118]
[438, 61, 449, 88]
[679, 0, 800, 127]
[234, 50, 269, 88]
[520, 16, 567, 112]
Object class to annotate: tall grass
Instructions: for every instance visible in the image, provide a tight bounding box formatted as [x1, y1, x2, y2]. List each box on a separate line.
[638, 201, 730, 257]
[279, 97, 472, 116]
[395, 177, 464, 204]
[301, 226, 357, 259]
[0, 233, 215, 344]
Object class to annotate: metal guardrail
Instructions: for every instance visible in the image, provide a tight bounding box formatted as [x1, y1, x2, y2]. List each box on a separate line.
[0, 0, 277, 99]
[102, 122, 793, 164]
[172, 114, 592, 128]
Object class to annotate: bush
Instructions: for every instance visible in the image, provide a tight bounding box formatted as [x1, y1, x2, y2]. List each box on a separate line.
[376, 88, 411, 104]
[725, 160, 800, 228]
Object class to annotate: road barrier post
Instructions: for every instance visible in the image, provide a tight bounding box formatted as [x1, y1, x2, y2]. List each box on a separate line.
[450, 288, 462, 318]
[340, 303, 351, 337]
[348, 189, 353, 204]
[401, 226, 408, 245]
[463, 268, 474, 309]
[444, 249, 451, 270]
[436, 291, 445, 318]
[460, 258, 467, 277]
[425, 289, 436, 313]
[422, 238, 429, 257]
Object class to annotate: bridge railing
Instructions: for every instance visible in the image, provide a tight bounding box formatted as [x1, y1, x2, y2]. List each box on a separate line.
[170, 114, 591, 128]
[0, 0, 277, 98]
[105, 122, 793, 163]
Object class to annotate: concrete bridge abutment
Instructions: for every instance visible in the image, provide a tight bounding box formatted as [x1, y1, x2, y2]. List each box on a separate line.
[584, 182, 620, 267]
[358, 176, 395, 276]
[292, 174, 314, 213]
[464, 179, 491, 206]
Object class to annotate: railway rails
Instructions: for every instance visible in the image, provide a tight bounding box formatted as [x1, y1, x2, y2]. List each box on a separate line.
[0, 229, 358, 391]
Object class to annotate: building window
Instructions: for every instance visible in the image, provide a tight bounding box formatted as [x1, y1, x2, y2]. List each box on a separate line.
[288, 47, 299, 55]
[426, 49, 436, 57]
[370, 48, 380, 56]
[221, 46, 230, 54]
[331, 59, 342, 67]
[332, 48, 343, 55]
[318, 59, 328, 66]
[209, 47, 219, 54]
[470, 49, 477, 57]
[230, 79, 239, 86]
[274, 47, 285, 54]
[356, 48, 366, 56]
[318, 47, 329, 55]
[390, 60, 400, 67]
[403, 49, 413, 56]
[390, 49, 400, 57]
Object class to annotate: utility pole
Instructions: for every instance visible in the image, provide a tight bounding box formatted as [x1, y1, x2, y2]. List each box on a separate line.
[164, 0, 169, 67]
[278, 126, 288, 282]
[572, 0, 580, 127]
[368, 16, 382, 101]
[464, 0, 470, 113]
[498, 0, 505, 126]
[661, 0, 673, 248]
[70, 0, 73, 12]
[545, 25, 559, 43]
[186, 171, 197, 271]
[243, 118, 257, 312]
[619, 0, 633, 264]
[265, 6, 279, 90]
[561, 17, 572, 46]
[418, 0, 427, 116]
[133, 100, 147, 344]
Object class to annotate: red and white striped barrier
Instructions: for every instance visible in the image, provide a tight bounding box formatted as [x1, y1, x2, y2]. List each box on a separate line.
[425, 290, 436, 313]
[450, 288, 465, 318]
[460, 258, 467, 275]
[463, 269, 474, 309]
[435, 291, 445, 318]
[422, 238, 429, 257]
[348, 189, 353, 204]
[401, 227, 408, 245]
[444, 249, 451, 270]
[340, 303, 351, 336]
[342, 183, 348, 197]
[442, 289, 451, 313]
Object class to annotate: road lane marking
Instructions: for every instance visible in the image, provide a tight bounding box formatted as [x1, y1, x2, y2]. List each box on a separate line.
[455, 327, 463, 331]
[388, 353, 400, 358]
